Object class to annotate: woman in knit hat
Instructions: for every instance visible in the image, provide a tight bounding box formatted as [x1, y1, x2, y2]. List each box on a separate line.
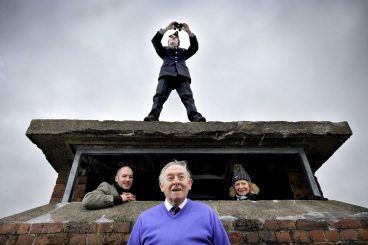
[229, 164, 260, 201]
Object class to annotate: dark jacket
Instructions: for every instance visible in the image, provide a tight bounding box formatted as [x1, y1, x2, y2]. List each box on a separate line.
[152, 31, 198, 82]
[235, 193, 258, 201]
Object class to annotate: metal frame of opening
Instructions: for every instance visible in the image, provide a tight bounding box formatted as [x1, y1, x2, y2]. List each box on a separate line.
[62, 146, 321, 203]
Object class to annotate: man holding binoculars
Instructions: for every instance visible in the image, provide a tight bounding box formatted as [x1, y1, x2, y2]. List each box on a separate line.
[144, 21, 206, 122]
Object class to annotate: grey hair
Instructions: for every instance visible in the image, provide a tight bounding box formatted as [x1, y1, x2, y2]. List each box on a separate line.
[159, 160, 192, 183]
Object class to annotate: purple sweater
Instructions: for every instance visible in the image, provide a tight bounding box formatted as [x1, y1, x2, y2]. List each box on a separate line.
[128, 199, 230, 245]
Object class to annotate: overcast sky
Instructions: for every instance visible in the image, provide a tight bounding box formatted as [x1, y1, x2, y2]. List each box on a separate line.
[1, 0, 367, 218]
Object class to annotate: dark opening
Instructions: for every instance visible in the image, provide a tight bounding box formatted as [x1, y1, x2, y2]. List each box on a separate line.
[80, 152, 306, 200]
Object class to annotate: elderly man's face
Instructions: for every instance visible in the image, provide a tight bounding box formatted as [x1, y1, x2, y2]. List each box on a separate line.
[234, 180, 250, 196]
[168, 35, 179, 47]
[115, 166, 133, 190]
[160, 164, 192, 206]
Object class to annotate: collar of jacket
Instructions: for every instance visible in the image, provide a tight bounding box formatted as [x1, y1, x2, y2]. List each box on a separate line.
[113, 183, 130, 195]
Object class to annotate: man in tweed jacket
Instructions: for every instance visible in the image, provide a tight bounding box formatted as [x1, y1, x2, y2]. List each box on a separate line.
[82, 165, 136, 210]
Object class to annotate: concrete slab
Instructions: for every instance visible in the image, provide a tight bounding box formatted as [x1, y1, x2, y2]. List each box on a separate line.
[1, 200, 367, 223]
[26, 120, 352, 172]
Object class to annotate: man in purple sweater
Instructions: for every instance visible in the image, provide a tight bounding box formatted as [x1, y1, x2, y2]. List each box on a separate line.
[128, 160, 230, 245]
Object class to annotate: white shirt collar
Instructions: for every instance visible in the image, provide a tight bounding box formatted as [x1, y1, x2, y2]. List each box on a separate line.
[164, 198, 187, 211]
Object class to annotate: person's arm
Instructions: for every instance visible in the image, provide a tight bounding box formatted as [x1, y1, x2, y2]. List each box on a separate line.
[82, 182, 121, 210]
[181, 23, 198, 59]
[152, 21, 177, 58]
[211, 211, 231, 245]
[127, 216, 143, 245]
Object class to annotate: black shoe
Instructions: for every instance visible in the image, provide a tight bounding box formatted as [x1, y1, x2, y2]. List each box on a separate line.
[191, 115, 206, 122]
[144, 115, 158, 121]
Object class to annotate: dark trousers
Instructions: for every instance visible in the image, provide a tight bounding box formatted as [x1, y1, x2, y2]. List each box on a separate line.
[147, 76, 203, 121]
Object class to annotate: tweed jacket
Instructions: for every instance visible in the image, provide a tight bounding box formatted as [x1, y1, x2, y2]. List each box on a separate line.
[82, 182, 121, 210]
[152, 30, 198, 82]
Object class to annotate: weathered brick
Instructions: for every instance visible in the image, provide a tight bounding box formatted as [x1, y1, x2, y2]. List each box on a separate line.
[264, 220, 296, 230]
[123, 234, 130, 243]
[63, 221, 80, 233]
[309, 230, 326, 242]
[69, 234, 86, 245]
[359, 219, 368, 229]
[0, 236, 7, 245]
[97, 223, 114, 233]
[0, 223, 30, 235]
[0, 224, 18, 234]
[79, 223, 98, 233]
[235, 219, 263, 231]
[87, 234, 104, 245]
[324, 230, 339, 242]
[292, 230, 310, 243]
[59, 170, 70, 177]
[6, 237, 17, 245]
[330, 220, 339, 229]
[77, 176, 88, 184]
[104, 233, 122, 244]
[245, 231, 259, 244]
[30, 223, 63, 234]
[48, 234, 69, 245]
[72, 184, 86, 199]
[51, 184, 65, 198]
[56, 171, 69, 184]
[33, 236, 51, 245]
[63, 222, 97, 233]
[53, 184, 65, 193]
[49, 197, 61, 204]
[275, 231, 291, 243]
[340, 229, 358, 241]
[296, 220, 329, 230]
[228, 231, 242, 244]
[17, 224, 30, 235]
[221, 220, 234, 230]
[112, 221, 130, 233]
[358, 229, 368, 240]
[258, 230, 275, 242]
[71, 197, 82, 202]
[15, 234, 34, 245]
[331, 219, 361, 229]
[125, 234, 131, 244]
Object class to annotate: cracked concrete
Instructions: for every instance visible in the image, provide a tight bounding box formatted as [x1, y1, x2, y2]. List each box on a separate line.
[2, 200, 366, 224]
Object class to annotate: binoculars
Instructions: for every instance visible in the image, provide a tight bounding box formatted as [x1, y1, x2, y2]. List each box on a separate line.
[173, 22, 183, 31]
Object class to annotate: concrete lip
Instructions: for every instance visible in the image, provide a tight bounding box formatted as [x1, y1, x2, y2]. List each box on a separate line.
[26, 120, 352, 172]
[1, 200, 367, 223]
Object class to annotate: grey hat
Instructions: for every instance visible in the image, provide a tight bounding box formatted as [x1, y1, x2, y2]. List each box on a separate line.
[232, 164, 251, 185]
[168, 31, 180, 46]
[169, 31, 179, 38]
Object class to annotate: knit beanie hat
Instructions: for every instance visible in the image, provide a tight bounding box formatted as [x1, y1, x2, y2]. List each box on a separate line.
[232, 164, 251, 185]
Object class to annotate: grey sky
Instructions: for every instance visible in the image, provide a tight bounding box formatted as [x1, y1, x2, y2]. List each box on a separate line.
[0, 0, 367, 218]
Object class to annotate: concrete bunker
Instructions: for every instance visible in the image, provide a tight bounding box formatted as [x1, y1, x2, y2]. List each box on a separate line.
[25, 120, 352, 204]
[3, 120, 367, 244]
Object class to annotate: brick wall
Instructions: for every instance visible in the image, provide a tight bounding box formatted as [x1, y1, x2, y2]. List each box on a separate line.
[50, 171, 87, 203]
[49, 171, 68, 203]
[0, 221, 130, 244]
[1, 218, 367, 244]
[71, 176, 88, 202]
[224, 218, 368, 244]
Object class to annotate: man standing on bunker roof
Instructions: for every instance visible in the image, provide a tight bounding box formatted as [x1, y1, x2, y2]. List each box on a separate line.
[144, 21, 206, 122]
